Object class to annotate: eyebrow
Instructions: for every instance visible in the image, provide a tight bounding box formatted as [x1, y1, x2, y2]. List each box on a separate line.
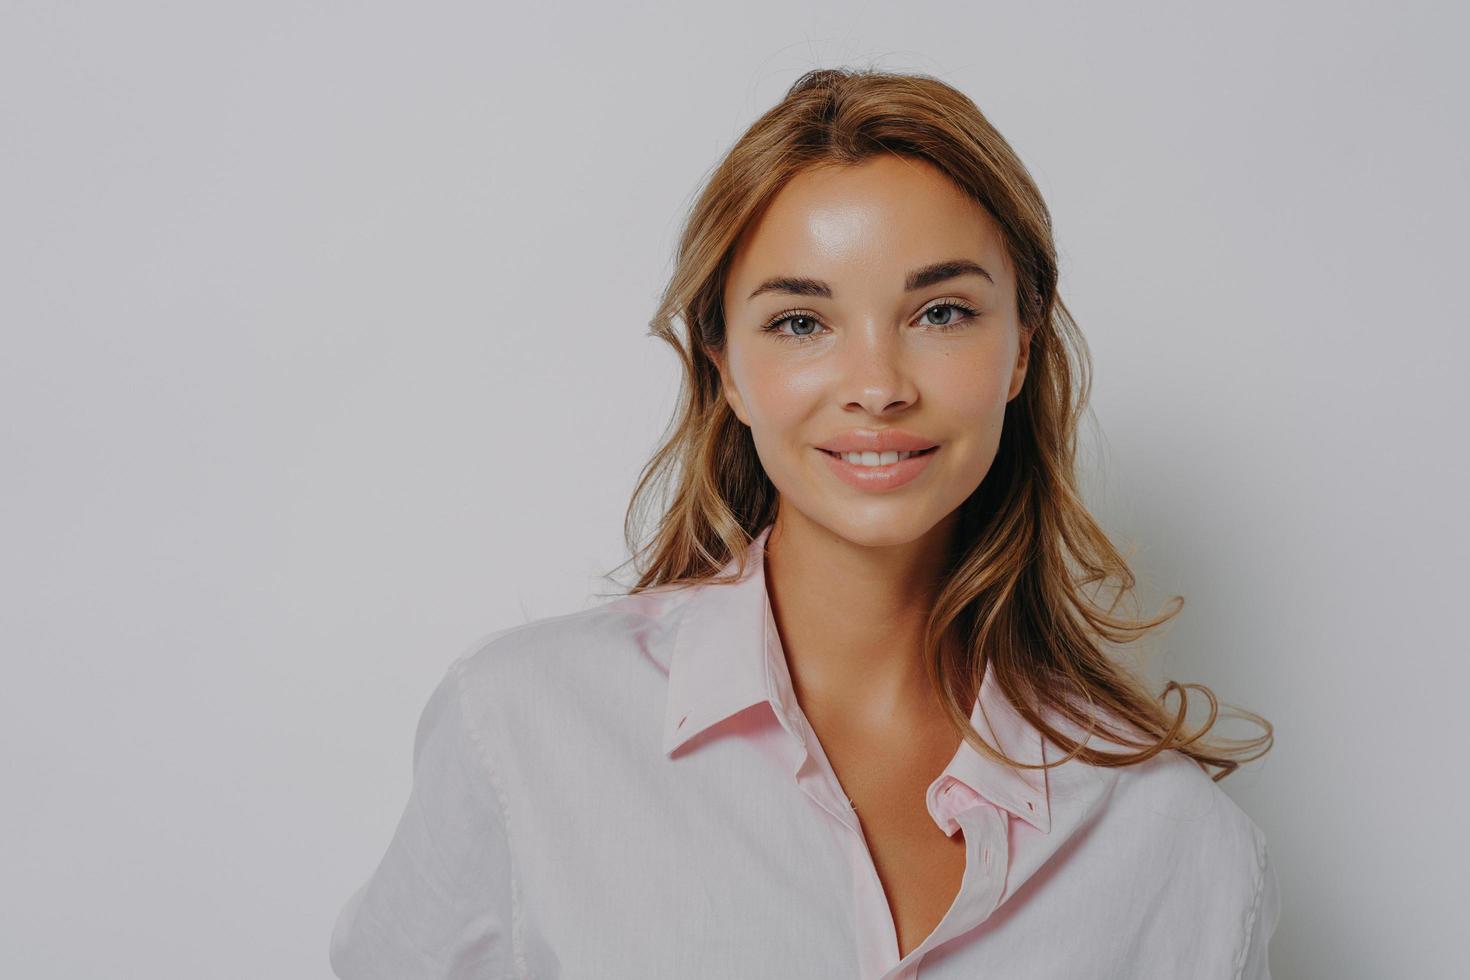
[745, 258, 995, 301]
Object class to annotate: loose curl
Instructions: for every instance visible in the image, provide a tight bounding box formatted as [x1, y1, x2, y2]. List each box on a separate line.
[607, 66, 1272, 782]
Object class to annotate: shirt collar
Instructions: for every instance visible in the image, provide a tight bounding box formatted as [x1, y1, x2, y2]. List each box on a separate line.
[660, 522, 1052, 836]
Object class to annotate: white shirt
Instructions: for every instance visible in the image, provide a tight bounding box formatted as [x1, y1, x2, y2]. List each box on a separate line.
[330, 522, 1280, 978]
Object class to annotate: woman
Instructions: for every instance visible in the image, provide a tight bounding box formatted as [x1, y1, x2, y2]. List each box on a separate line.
[330, 67, 1279, 979]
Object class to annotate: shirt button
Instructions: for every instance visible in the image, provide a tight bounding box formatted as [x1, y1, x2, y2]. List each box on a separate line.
[677, 714, 688, 729]
[941, 783, 954, 798]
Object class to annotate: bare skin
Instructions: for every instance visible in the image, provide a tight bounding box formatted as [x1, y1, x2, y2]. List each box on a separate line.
[714, 153, 1033, 958]
[790, 625, 975, 959]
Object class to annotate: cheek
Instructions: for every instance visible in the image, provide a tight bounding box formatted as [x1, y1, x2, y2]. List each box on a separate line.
[931, 354, 1012, 426]
[928, 354, 1015, 487]
[734, 352, 825, 430]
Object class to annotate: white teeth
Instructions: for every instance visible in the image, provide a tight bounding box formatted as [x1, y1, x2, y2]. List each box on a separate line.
[833, 449, 927, 467]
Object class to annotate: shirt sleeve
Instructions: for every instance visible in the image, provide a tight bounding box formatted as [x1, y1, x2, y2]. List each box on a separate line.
[1235, 826, 1281, 980]
[329, 656, 517, 979]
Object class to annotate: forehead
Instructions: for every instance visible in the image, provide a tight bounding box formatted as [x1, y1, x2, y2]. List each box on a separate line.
[724, 155, 1012, 302]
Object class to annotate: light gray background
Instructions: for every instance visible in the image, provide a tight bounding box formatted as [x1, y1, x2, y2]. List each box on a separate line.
[3, 2, 1466, 977]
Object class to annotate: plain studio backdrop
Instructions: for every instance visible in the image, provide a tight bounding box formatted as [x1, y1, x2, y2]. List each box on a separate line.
[2, 2, 1466, 977]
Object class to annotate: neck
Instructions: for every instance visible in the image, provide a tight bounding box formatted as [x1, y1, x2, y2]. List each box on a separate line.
[762, 508, 960, 733]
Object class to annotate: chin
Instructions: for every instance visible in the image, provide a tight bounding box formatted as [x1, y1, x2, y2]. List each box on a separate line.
[798, 503, 950, 550]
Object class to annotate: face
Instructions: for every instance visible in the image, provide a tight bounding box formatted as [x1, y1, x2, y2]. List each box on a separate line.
[716, 154, 1033, 550]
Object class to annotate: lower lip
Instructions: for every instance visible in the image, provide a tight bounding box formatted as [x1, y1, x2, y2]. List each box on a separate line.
[816, 446, 939, 492]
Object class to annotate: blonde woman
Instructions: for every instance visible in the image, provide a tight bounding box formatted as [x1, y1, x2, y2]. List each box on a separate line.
[331, 67, 1278, 979]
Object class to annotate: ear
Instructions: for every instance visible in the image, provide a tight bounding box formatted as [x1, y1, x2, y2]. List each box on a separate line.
[713, 347, 752, 426]
[1007, 322, 1034, 402]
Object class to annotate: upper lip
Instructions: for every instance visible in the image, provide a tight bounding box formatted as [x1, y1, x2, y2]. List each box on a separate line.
[815, 428, 940, 454]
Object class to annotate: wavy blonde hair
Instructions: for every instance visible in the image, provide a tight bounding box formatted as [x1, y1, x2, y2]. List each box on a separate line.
[611, 66, 1272, 781]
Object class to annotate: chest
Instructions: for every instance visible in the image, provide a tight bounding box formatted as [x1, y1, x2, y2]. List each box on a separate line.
[815, 721, 972, 959]
[495, 688, 1218, 980]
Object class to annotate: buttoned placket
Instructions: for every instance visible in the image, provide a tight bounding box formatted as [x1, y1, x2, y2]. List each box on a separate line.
[760, 604, 1014, 980]
[773, 702, 1014, 979]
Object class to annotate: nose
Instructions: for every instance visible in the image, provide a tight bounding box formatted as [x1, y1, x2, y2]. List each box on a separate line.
[838, 321, 919, 416]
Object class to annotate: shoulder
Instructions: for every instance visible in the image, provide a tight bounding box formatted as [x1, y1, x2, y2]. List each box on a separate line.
[1105, 750, 1273, 940]
[1040, 696, 1272, 896]
[451, 588, 684, 692]
[440, 588, 689, 751]
[1120, 752, 1277, 967]
[1028, 742, 1278, 974]
[1042, 703, 1269, 875]
[1109, 749, 1268, 869]
[1040, 746, 1276, 971]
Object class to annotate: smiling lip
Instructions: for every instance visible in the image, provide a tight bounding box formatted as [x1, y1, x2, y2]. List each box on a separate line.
[815, 428, 939, 454]
[817, 444, 939, 492]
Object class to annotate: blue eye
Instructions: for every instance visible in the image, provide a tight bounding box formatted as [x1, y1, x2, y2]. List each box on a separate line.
[759, 312, 825, 341]
[920, 302, 976, 327]
[758, 301, 982, 344]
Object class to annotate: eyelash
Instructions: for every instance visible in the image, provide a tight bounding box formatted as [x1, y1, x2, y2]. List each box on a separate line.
[758, 299, 982, 344]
